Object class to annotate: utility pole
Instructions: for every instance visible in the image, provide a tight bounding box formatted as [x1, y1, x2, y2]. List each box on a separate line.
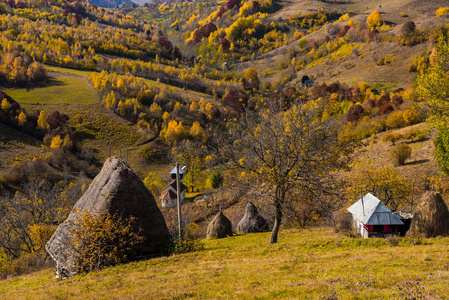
[176, 162, 182, 240]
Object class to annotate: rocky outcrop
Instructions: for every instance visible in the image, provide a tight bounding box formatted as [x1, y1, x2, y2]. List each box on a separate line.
[45, 157, 169, 277]
[237, 202, 269, 233]
[206, 211, 233, 239]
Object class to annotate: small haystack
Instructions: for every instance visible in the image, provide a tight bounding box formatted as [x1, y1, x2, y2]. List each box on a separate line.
[237, 202, 269, 233]
[407, 191, 449, 238]
[206, 211, 233, 239]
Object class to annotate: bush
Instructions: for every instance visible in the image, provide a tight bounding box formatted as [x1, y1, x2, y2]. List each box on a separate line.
[390, 143, 412, 166]
[161, 222, 204, 255]
[382, 132, 402, 145]
[69, 210, 144, 274]
[210, 172, 224, 188]
[332, 209, 352, 233]
[436, 7, 449, 18]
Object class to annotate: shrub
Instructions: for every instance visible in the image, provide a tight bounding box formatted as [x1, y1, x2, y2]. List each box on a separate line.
[390, 143, 412, 166]
[161, 220, 204, 256]
[376, 54, 394, 66]
[332, 209, 352, 233]
[69, 210, 144, 274]
[378, 103, 394, 115]
[385, 108, 420, 129]
[347, 104, 364, 122]
[382, 132, 402, 145]
[436, 7, 449, 18]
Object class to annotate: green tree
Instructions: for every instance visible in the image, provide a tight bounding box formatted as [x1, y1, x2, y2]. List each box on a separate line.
[220, 100, 349, 243]
[417, 33, 449, 174]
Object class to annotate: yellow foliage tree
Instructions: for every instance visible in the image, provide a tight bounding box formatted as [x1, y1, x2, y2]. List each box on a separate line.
[162, 111, 171, 122]
[1, 98, 10, 113]
[190, 100, 199, 111]
[149, 102, 162, 116]
[190, 121, 202, 138]
[205, 102, 213, 112]
[175, 122, 188, 140]
[50, 135, 63, 149]
[366, 10, 382, 29]
[17, 111, 27, 126]
[37, 110, 48, 129]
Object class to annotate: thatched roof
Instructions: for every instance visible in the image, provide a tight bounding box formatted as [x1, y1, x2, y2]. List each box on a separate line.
[407, 191, 449, 238]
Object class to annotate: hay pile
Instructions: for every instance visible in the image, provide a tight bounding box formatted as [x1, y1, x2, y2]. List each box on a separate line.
[237, 202, 269, 233]
[46, 157, 169, 277]
[407, 191, 449, 238]
[206, 211, 233, 239]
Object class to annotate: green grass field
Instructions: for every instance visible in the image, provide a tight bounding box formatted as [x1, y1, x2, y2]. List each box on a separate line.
[4, 69, 98, 105]
[1, 227, 448, 299]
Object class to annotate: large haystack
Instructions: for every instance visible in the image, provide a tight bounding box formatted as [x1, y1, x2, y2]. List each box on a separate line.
[45, 157, 169, 277]
[237, 202, 269, 233]
[206, 211, 233, 239]
[407, 191, 449, 238]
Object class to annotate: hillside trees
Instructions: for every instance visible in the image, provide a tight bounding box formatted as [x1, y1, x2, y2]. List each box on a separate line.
[0, 52, 47, 85]
[219, 100, 350, 243]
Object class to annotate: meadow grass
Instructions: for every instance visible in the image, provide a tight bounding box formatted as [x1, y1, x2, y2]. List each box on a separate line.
[4, 75, 98, 105]
[1, 227, 448, 299]
[44, 66, 94, 77]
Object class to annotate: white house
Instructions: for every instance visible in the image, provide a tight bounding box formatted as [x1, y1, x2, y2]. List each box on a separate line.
[347, 193, 404, 238]
[160, 180, 187, 208]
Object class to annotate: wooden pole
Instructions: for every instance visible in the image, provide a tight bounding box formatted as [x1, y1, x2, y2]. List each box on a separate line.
[176, 162, 182, 240]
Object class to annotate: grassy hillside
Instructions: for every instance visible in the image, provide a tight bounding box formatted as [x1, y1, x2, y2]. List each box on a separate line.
[1, 227, 449, 299]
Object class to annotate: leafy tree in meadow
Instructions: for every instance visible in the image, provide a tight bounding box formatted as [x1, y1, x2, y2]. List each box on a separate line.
[219, 100, 350, 243]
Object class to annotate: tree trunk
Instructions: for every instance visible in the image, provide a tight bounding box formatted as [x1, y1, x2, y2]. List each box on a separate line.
[269, 201, 283, 244]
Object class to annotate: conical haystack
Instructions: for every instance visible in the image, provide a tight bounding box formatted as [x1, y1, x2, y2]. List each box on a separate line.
[407, 191, 449, 238]
[45, 157, 169, 277]
[237, 202, 269, 233]
[206, 211, 233, 239]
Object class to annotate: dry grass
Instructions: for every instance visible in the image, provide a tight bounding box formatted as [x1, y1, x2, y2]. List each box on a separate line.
[1, 227, 449, 299]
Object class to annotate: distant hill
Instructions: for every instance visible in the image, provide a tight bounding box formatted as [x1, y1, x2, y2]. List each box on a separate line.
[87, 0, 136, 8]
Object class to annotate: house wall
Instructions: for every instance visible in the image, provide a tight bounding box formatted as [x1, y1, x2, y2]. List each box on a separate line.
[352, 218, 368, 238]
[161, 191, 185, 208]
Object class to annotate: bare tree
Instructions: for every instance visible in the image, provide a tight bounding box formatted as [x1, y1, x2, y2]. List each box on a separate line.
[0, 180, 82, 257]
[219, 100, 349, 243]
